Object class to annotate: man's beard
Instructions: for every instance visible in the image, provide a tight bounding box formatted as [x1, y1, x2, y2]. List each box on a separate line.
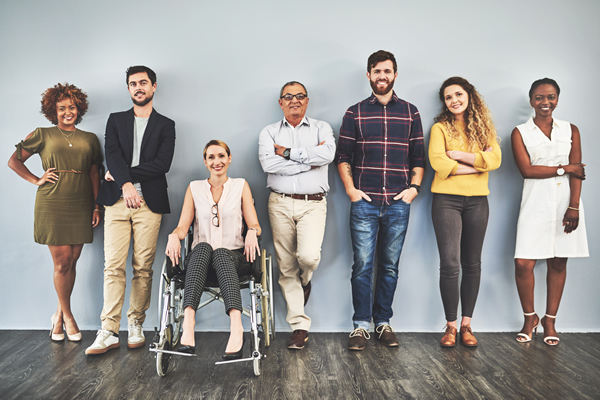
[370, 78, 395, 96]
[132, 92, 154, 106]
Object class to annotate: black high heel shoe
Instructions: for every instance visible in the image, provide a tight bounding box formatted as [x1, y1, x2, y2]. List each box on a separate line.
[222, 336, 245, 360]
[177, 344, 196, 354]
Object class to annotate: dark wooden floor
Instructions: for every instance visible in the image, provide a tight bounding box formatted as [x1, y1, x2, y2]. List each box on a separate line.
[0, 331, 598, 400]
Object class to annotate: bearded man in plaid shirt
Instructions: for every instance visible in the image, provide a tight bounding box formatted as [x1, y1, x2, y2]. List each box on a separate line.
[335, 50, 425, 351]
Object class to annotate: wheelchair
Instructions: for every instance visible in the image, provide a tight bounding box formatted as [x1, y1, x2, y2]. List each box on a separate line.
[149, 227, 275, 377]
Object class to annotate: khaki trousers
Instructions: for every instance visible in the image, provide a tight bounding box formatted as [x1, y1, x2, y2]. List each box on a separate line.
[268, 192, 327, 331]
[100, 198, 162, 333]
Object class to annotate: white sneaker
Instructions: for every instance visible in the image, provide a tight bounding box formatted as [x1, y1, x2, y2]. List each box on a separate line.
[127, 320, 145, 349]
[85, 329, 119, 355]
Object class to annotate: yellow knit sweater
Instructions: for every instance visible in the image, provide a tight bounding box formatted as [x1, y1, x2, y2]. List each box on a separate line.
[428, 121, 501, 196]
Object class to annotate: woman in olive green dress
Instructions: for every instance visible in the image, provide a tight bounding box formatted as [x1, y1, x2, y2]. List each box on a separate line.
[8, 83, 103, 342]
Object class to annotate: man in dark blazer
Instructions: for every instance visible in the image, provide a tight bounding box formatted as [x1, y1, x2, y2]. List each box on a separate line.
[86, 66, 176, 355]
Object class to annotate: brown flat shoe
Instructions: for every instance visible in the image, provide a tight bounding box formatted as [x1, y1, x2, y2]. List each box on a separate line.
[460, 325, 478, 347]
[287, 330, 308, 350]
[375, 324, 399, 347]
[348, 328, 370, 351]
[441, 325, 457, 347]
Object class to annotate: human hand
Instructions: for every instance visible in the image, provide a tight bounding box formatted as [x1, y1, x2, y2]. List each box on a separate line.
[565, 163, 586, 180]
[274, 143, 286, 157]
[485, 147, 493, 152]
[165, 233, 181, 266]
[92, 209, 102, 227]
[393, 187, 418, 203]
[244, 229, 260, 262]
[563, 208, 580, 233]
[348, 188, 371, 202]
[122, 182, 143, 208]
[35, 167, 58, 186]
[105, 170, 114, 181]
[446, 150, 457, 160]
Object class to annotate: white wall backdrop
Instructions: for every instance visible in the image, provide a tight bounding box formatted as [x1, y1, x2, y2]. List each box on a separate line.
[1, 0, 598, 333]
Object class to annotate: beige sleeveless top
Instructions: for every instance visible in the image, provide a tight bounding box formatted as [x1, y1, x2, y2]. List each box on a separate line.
[189, 178, 245, 250]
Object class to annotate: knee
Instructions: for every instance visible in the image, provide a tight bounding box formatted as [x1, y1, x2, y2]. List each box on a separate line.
[515, 260, 534, 277]
[297, 250, 321, 272]
[461, 261, 481, 277]
[54, 257, 75, 275]
[548, 259, 567, 274]
[439, 263, 460, 280]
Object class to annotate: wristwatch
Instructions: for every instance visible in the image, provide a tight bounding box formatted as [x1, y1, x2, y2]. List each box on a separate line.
[283, 148, 291, 160]
[409, 184, 421, 194]
[557, 165, 565, 176]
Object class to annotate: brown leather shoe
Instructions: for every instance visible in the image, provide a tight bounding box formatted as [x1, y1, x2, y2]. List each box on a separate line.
[441, 325, 457, 347]
[375, 324, 399, 347]
[287, 329, 308, 350]
[303, 281, 311, 306]
[348, 328, 370, 351]
[460, 325, 478, 347]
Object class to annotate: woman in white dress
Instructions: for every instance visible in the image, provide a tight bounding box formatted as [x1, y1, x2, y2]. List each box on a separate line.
[512, 78, 588, 346]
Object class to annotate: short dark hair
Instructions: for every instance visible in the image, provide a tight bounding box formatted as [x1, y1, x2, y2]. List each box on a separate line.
[528, 78, 560, 99]
[367, 50, 397, 73]
[126, 65, 157, 86]
[279, 81, 308, 98]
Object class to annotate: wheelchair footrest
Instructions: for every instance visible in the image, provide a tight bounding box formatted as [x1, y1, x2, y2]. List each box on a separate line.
[214, 352, 264, 365]
[149, 347, 197, 357]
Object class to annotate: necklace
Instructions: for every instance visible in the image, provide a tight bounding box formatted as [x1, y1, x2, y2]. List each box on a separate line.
[57, 126, 76, 147]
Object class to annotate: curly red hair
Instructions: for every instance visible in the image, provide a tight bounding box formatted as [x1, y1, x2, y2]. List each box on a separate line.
[40, 83, 89, 125]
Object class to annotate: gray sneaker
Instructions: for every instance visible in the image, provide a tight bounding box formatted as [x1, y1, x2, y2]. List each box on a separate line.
[85, 329, 119, 355]
[127, 320, 145, 349]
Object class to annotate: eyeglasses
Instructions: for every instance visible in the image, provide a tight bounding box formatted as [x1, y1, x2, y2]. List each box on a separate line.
[280, 93, 307, 101]
[211, 204, 219, 227]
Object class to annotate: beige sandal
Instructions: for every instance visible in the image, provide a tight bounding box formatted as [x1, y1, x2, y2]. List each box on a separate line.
[541, 314, 560, 346]
[516, 312, 540, 343]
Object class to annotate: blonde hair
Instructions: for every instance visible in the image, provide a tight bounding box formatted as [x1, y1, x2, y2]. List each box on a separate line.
[435, 77, 498, 151]
[203, 140, 231, 159]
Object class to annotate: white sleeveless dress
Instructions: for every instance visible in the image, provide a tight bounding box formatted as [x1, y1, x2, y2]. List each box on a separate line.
[514, 118, 588, 259]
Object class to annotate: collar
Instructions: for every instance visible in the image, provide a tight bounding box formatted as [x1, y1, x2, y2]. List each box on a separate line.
[368, 91, 399, 105]
[526, 116, 562, 131]
[282, 116, 310, 128]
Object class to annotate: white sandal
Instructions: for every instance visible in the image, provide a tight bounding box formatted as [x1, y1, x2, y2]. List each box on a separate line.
[542, 314, 560, 346]
[516, 312, 539, 343]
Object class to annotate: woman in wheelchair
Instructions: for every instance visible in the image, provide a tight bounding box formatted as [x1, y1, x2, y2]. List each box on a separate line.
[165, 140, 261, 359]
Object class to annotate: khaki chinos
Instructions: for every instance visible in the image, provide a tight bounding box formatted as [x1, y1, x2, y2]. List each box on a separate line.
[100, 198, 162, 333]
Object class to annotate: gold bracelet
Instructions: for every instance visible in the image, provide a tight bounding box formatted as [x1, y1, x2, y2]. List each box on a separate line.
[567, 206, 579, 211]
[93, 209, 103, 213]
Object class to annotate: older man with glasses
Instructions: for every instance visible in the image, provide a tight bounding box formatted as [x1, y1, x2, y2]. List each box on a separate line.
[258, 81, 336, 350]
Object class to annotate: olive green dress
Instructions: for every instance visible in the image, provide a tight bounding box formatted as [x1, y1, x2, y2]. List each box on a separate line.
[16, 127, 103, 245]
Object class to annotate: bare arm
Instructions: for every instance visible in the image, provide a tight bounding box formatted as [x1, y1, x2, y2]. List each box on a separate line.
[393, 167, 424, 203]
[89, 164, 102, 227]
[563, 124, 584, 233]
[165, 186, 195, 265]
[337, 162, 371, 202]
[511, 127, 585, 180]
[241, 181, 261, 262]
[7, 132, 58, 186]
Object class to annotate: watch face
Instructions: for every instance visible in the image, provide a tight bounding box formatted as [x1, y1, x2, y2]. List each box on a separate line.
[557, 168, 565, 176]
[283, 149, 290, 158]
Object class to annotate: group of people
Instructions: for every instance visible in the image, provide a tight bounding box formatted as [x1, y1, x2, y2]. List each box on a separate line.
[8, 50, 588, 360]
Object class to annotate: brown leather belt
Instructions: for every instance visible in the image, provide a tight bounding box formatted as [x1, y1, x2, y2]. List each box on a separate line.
[55, 169, 87, 174]
[273, 191, 325, 201]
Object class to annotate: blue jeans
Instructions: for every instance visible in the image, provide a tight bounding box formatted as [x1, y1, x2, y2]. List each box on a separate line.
[349, 199, 410, 330]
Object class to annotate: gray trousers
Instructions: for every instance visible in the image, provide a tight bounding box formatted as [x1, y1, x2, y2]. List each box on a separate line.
[432, 194, 489, 322]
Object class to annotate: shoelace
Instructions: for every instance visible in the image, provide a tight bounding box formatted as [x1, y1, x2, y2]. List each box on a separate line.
[349, 328, 370, 340]
[375, 324, 393, 338]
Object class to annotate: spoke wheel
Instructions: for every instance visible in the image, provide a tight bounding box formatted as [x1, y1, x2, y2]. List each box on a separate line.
[252, 335, 261, 376]
[156, 325, 173, 377]
[171, 280, 184, 346]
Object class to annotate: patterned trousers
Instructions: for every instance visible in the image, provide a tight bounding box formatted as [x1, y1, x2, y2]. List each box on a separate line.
[182, 242, 252, 314]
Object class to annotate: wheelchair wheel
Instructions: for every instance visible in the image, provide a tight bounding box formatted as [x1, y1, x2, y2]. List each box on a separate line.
[171, 279, 184, 346]
[156, 325, 173, 377]
[260, 249, 271, 347]
[267, 252, 275, 341]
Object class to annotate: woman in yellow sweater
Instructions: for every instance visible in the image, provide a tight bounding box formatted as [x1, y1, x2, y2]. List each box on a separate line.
[429, 77, 501, 347]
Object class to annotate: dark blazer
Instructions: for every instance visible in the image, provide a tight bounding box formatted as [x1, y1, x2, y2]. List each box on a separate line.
[96, 108, 176, 214]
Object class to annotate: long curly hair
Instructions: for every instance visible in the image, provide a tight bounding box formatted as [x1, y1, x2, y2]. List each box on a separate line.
[434, 77, 497, 151]
[40, 83, 88, 125]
